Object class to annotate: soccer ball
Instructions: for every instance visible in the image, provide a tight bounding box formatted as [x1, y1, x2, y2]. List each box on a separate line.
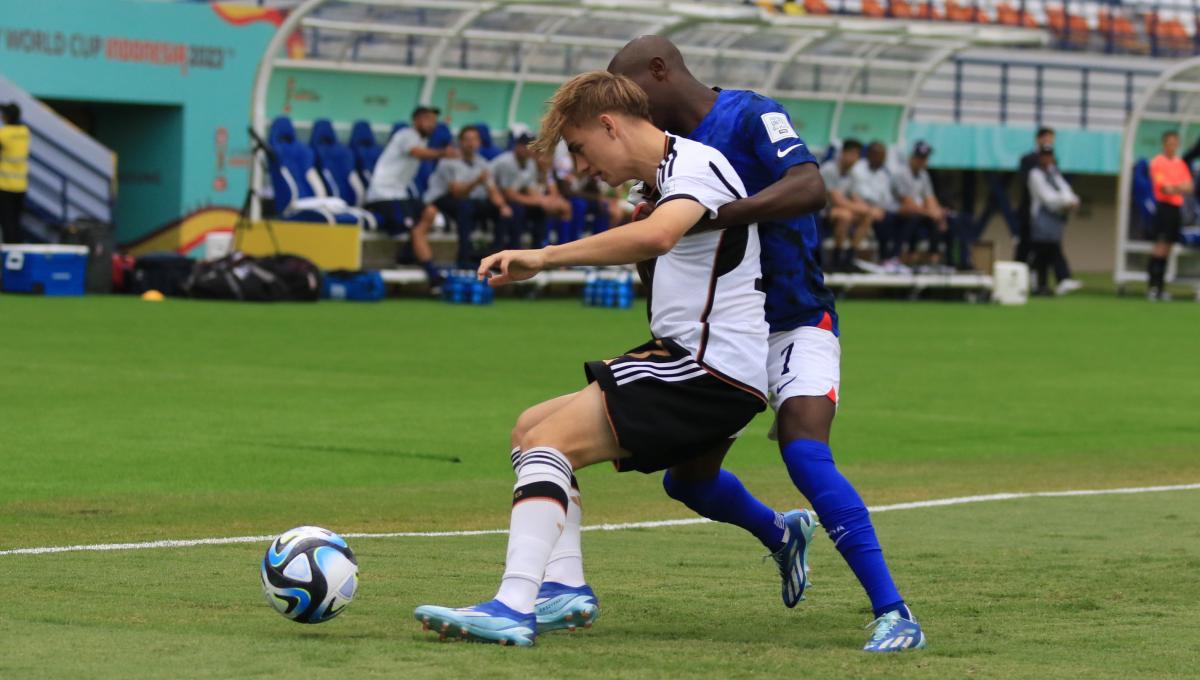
[260, 526, 358, 624]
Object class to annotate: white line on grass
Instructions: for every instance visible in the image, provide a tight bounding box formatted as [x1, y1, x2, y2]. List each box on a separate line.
[2, 482, 1198, 557]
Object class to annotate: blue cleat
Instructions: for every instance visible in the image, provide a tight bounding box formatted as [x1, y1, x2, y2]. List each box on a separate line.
[863, 609, 926, 652]
[535, 582, 599, 633]
[769, 509, 818, 608]
[414, 599, 536, 647]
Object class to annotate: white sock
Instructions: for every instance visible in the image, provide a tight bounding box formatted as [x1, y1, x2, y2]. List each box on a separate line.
[543, 481, 586, 587]
[512, 447, 587, 588]
[494, 447, 572, 614]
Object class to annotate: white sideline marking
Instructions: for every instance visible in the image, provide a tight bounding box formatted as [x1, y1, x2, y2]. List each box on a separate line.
[2, 482, 1198, 557]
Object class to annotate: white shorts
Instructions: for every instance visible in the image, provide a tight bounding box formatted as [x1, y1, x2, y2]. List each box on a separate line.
[731, 325, 842, 441]
[767, 326, 842, 410]
[765, 326, 841, 440]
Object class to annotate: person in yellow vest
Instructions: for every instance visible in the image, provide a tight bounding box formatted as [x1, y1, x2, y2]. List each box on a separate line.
[0, 103, 31, 244]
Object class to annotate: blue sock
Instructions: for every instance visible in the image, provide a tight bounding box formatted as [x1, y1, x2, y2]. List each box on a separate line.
[781, 439, 905, 617]
[662, 469, 785, 551]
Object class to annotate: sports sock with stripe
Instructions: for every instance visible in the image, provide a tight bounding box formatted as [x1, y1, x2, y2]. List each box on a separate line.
[781, 438, 905, 617]
[512, 448, 586, 588]
[662, 469, 786, 551]
[495, 447, 572, 614]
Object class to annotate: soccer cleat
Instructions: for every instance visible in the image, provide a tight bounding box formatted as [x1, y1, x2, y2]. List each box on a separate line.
[414, 599, 536, 647]
[863, 609, 926, 652]
[535, 582, 600, 633]
[769, 509, 818, 608]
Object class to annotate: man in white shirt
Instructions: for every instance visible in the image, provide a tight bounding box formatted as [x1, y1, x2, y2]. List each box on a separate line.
[365, 106, 457, 285]
[819, 139, 872, 272]
[415, 126, 512, 268]
[1027, 144, 1080, 295]
[891, 141, 953, 271]
[850, 141, 906, 272]
[490, 133, 572, 250]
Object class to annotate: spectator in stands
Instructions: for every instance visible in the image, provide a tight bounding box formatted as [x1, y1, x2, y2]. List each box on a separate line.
[490, 132, 569, 251]
[1027, 144, 1080, 297]
[819, 138, 872, 272]
[365, 105, 456, 286]
[1148, 130, 1193, 301]
[1018, 127, 1081, 294]
[559, 172, 611, 244]
[892, 141, 954, 272]
[852, 141, 907, 273]
[536, 153, 573, 248]
[0, 103, 30, 244]
[416, 125, 511, 269]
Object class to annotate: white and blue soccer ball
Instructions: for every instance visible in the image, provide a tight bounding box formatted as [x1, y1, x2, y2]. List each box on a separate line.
[260, 526, 358, 624]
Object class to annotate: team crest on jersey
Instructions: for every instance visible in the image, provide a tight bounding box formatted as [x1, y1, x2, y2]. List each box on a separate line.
[761, 112, 798, 144]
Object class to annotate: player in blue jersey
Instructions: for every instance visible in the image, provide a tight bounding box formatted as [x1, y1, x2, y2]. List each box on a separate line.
[602, 35, 924, 652]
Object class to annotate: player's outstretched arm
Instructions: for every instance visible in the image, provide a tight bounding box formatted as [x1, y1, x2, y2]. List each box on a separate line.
[689, 164, 825, 234]
[478, 199, 707, 286]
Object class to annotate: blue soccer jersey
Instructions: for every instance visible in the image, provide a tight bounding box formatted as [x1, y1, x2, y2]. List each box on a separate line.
[687, 89, 838, 335]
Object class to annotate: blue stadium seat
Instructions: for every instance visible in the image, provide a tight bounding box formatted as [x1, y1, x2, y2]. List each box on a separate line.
[349, 120, 383, 185]
[414, 122, 452, 199]
[266, 116, 367, 227]
[310, 119, 365, 207]
[1131, 158, 1156, 234]
[474, 123, 502, 161]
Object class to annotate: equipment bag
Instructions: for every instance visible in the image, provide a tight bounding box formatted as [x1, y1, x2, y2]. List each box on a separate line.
[185, 253, 320, 302]
[129, 252, 195, 296]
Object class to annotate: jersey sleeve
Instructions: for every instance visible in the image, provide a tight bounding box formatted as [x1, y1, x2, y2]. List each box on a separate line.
[657, 149, 738, 219]
[745, 99, 818, 179]
[397, 128, 421, 156]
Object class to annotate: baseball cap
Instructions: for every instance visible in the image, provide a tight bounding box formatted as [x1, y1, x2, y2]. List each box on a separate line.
[411, 105, 440, 118]
[512, 131, 535, 145]
[911, 140, 933, 158]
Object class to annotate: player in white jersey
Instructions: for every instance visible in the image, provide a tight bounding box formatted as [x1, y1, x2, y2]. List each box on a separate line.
[414, 71, 769, 646]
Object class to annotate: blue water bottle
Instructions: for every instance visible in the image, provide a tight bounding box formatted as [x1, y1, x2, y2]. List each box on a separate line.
[617, 271, 633, 309]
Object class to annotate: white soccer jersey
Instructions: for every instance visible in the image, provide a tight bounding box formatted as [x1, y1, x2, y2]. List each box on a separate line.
[649, 134, 769, 398]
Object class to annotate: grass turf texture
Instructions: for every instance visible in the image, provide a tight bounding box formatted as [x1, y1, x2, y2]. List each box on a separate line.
[1, 293, 1198, 678]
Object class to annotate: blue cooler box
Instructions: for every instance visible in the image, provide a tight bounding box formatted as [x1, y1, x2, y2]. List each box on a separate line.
[2, 244, 89, 296]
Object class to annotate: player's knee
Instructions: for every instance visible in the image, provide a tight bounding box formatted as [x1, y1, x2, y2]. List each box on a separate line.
[777, 396, 834, 444]
[517, 425, 576, 469]
[511, 407, 540, 448]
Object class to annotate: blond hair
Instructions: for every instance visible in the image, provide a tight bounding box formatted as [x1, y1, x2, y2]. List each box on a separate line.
[532, 71, 651, 156]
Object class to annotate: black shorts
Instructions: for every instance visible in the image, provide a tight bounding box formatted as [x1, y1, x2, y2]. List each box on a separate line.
[365, 199, 423, 234]
[584, 338, 765, 474]
[1153, 202, 1182, 243]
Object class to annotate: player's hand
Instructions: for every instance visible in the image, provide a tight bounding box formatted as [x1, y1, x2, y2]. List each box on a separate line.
[441, 147, 459, 159]
[478, 249, 546, 286]
[478, 168, 490, 182]
[499, 204, 513, 219]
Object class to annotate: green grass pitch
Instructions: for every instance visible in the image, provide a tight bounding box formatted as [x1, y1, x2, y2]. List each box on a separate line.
[1, 292, 1198, 678]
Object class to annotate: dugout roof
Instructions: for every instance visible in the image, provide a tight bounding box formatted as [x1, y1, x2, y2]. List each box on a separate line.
[249, 0, 1048, 215]
[252, 0, 1047, 134]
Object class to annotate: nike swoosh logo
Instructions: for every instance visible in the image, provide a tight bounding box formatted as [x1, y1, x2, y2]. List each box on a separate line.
[777, 143, 804, 158]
